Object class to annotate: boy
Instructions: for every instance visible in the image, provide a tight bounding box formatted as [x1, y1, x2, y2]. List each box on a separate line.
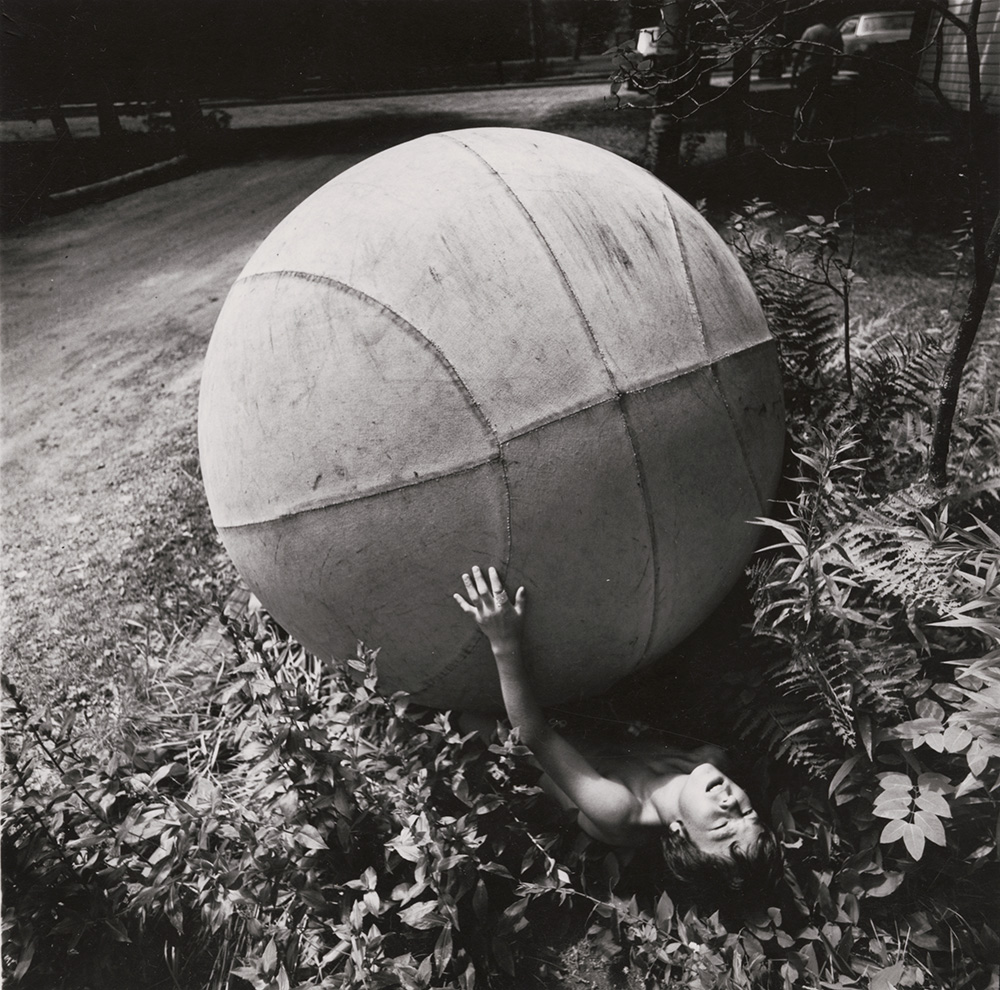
[454, 565, 782, 907]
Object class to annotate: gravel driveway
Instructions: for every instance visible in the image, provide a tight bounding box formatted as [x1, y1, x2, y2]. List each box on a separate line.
[0, 83, 611, 700]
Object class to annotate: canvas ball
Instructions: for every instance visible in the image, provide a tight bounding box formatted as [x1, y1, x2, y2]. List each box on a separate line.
[198, 126, 785, 712]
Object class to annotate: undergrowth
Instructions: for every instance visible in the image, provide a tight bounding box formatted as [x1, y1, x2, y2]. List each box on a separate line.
[4, 206, 999, 988]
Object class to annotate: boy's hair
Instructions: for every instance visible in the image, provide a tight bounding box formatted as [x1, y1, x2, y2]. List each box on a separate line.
[658, 824, 784, 913]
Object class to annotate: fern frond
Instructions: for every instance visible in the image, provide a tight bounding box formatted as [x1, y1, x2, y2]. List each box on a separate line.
[731, 213, 844, 407]
[733, 691, 840, 773]
[837, 483, 986, 618]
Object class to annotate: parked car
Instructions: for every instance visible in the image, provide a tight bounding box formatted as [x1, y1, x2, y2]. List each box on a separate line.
[839, 10, 915, 57]
[838, 15, 861, 52]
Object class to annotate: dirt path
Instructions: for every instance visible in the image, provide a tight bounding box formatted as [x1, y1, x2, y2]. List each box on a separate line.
[0, 84, 609, 703]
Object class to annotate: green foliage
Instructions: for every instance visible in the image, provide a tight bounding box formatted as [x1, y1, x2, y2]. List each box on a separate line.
[3, 619, 565, 989]
[728, 202, 844, 412]
[731, 201, 1000, 988]
[4, 199, 999, 989]
[11, 598, 991, 990]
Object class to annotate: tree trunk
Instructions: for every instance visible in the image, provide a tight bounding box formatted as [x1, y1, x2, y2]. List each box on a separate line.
[95, 79, 123, 142]
[528, 0, 545, 68]
[645, 107, 682, 181]
[169, 94, 205, 153]
[925, 0, 998, 486]
[645, 0, 690, 184]
[726, 43, 753, 158]
[928, 205, 1000, 486]
[48, 104, 71, 142]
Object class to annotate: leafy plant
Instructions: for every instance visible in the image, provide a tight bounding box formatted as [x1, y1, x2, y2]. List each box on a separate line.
[730, 195, 1000, 988]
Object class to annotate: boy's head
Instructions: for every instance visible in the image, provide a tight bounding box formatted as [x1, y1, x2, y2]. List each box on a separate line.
[659, 817, 784, 912]
[667, 763, 763, 856]
[657, 764, 783, 910]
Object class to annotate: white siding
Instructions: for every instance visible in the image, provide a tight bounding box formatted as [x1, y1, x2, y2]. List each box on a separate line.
[919, 0, 1000, 113]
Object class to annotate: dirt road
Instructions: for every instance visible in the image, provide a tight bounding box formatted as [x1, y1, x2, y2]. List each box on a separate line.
[0, 83, 610, 698]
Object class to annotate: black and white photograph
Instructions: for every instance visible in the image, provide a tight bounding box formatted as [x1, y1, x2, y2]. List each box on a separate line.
[2, 1, 998, 987]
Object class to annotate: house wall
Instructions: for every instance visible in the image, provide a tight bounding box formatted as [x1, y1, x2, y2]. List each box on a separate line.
[919, 0, 1000, 113]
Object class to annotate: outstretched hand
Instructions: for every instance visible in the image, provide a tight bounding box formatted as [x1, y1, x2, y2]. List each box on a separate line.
[454, 565, 525, 654]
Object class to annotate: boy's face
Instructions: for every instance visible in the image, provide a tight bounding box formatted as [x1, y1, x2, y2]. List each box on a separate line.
[674, 763, 764, 858]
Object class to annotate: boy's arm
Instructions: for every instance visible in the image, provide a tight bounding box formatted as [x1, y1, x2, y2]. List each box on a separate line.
[455, 566, 642, 834]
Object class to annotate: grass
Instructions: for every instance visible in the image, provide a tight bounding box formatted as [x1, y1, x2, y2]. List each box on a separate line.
[1, 426, 236, 755]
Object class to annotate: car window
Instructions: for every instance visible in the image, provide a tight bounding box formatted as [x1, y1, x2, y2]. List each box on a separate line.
[840, 17, 859, 34]
[858, 13, 914, 33]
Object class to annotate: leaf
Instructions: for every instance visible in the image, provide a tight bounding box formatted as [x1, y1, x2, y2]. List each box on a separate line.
[916, 698, 946, 721]
[399, 900, 446, 930]
[297, 824, 328, 850]
[866, 871, 905, 898]
[934, 681, 964, 702]
[858, 714, 873, 760]
[914, 790, 952, 817]
[968, 740, 989, 777]
[386, 833, 421, 862]
[655, 891, 675, 928]
[12, 940, 36, 982]
[435, 925, 453, 972]
[924, 733, 947, 752]
[869, 960, 905, 990]
[878, 772, 912, 789]
[262, 938, 278, 977]
[893, 718, 943, 739]
[917, 772, 952, 793]
[473, 879, 488, 922]
[955, 771, 984, 798]
[902, 821, 926, 860]
[492, 936, 516, 976]
[942, 725, 973, 752]
[150, 762, 185, 786]
[914, 810, 946, 847]
[880, 819, 907, 845]
[829, 755, 862, 798]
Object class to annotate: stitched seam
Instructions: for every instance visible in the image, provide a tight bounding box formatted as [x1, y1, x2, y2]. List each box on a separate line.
[233, 268, 514, 556]
[216, 334, 775, 531]
[440, 133, 618, 389]
[217, 458, 503, 532]
[666, 197, 766, 511]
[230, 268, 514, 682]
[443, 133, 657, 669]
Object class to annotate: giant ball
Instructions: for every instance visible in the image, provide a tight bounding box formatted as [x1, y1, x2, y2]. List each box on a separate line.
[199, 127, 785, 711]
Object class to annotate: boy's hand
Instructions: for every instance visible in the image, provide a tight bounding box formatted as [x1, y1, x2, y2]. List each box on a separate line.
[454, 565, 525, 654]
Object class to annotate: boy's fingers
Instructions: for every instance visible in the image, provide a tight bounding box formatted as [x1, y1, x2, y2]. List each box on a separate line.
[515, 586, 526, 614]
[453, 593, 476, 614]
[488, 566, 504, 596]
[472, 565, 489, 596]
[462, 572, 478, 600]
